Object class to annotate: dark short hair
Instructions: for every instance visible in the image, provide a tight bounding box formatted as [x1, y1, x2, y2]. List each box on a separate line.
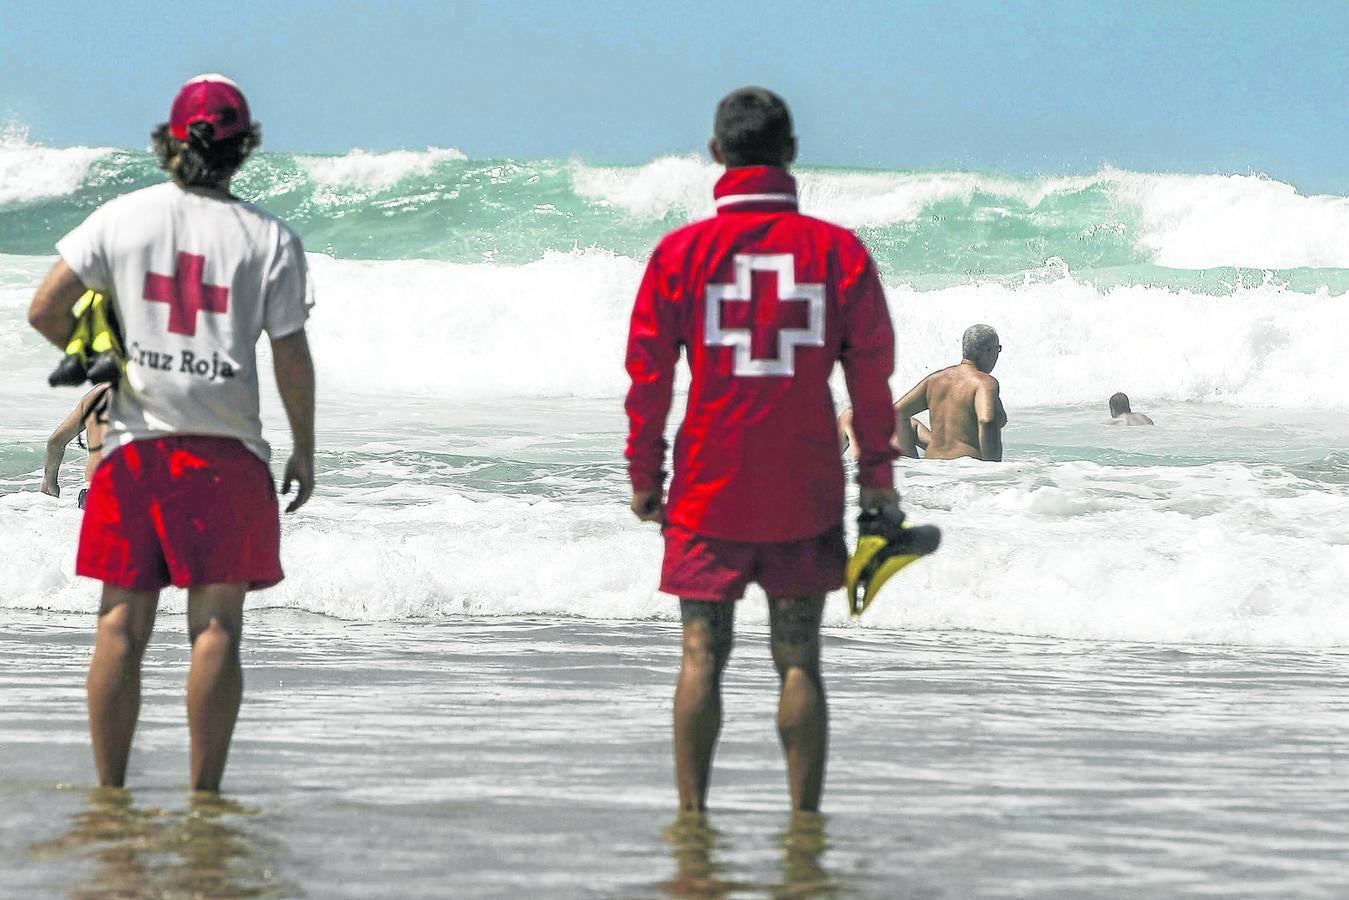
[152, 119, 261, 188]
[1109, 392, 1131, 415]
[714, 87, 794, 167]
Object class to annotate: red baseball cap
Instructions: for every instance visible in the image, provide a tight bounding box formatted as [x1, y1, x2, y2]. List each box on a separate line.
[169, 74, 251, 141]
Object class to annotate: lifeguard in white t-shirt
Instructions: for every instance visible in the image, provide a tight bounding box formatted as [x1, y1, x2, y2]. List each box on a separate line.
[28, 74, 317, 794]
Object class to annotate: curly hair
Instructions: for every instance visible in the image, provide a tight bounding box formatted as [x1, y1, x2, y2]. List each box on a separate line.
[152, 120, 261, 188]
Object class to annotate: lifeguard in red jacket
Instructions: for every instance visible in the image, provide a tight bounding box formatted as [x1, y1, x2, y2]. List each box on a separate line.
[625, 87, 901, 812]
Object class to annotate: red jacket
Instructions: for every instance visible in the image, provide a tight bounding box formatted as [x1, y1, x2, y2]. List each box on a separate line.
[625, 166, 897, 542]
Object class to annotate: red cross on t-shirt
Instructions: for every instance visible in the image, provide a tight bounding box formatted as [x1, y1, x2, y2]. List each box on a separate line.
[143, 252, 230, 336]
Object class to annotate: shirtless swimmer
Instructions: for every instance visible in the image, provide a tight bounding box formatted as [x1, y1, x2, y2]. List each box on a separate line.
[840, 324, 1006, 462]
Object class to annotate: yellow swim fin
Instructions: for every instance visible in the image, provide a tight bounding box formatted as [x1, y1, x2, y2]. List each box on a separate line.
[47, 291, 124, 387]
[85, 292, 126, 385]
[845, 505, 941, 617]
[48, 292, 96, 386]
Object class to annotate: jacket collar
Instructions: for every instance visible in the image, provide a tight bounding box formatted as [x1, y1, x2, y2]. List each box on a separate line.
[713, 166, 798, 213]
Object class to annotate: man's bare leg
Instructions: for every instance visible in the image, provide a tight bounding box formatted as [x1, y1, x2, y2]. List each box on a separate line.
[87, 586, 160, 786]
[911, 418, 932, 452]
[769, 595, 827, 811]
[186, 583, 246, 792]
[674, 600, 735, 811]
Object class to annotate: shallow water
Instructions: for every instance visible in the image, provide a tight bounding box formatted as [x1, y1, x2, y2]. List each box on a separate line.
[4, 612, 1349, 898]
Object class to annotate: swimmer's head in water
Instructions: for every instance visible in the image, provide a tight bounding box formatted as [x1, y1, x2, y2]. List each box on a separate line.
[962, 324, 1001, 372]
[1109, 392, 1131, 416]
[712, 87, 796, 168]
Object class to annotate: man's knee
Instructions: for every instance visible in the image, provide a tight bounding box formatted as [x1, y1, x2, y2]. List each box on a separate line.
[683, 626, 732, 670]
[769, 596, 824, 674]
[190, 616, 242, 656]
[96, 590, 157, 657]
[680, 600, 734, 675]
[187, 585, 246, 647]
[95, 609, 149, 661]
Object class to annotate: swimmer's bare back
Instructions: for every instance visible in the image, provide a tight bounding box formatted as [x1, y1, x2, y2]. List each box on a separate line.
[907, 364, 1005, 461]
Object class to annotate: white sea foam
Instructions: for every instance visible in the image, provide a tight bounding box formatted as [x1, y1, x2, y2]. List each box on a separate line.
[6, 458, 1348, 647]
[303, 250, 645, 400]
[297, 252, 1349, 409]
[571, 156, 1097, 226]
[883, 274, 1349, 409]
[571, 155, 717, 219]
[6, 247, 1348, 647]
[858, 459, 1349, 646]
[1108, 168, 1349, 269]
[5, 123, 1348, 271]
[573, 157, 1349, 269]
[0, 126, 114, 206]
[5, 250, 1348, 410]
[297, 147, 468, 194]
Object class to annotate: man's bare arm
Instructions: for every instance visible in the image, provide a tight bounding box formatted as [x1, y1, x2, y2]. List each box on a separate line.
[28, 260, 88, 348]
[838, 406, 858, 460]
[975, 379, 1003, 462]
[891, 376, 931, 459]
[42, 401, 86, 497]
[271, 330, 316, 513]
[41, 386, 109, 496]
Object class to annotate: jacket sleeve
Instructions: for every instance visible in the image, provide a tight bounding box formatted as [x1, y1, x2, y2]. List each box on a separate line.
[839, 248, 897, 489]
[624, 249, 680, 492]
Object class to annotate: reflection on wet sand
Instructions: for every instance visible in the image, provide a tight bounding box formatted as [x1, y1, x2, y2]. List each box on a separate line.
[28, 788, 292, 899]
[659, 811, 844, 898]
[777, 813, 837, 898]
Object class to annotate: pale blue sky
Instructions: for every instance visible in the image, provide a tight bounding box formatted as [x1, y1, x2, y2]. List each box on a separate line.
[2, 0, 1345, 191]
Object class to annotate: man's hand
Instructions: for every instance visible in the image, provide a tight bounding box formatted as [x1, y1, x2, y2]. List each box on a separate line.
[270, 330, 316, 512]
[631, 488, 665, 523]
[281, 454, 314, 513]
[859, 485, 898, 513]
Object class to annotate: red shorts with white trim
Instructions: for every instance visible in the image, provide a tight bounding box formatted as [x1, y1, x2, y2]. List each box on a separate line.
[660, 522, 846, 602]
[77, 436, 283, 592]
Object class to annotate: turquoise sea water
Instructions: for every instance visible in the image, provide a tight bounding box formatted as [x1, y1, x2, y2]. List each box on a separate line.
[3, 132, 1349, 896]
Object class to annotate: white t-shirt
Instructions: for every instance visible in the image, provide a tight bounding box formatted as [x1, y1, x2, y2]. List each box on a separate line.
[57, 182, 311, 462]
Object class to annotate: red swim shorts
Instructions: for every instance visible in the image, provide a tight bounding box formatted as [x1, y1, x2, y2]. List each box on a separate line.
[660, 522, 846, 602]
[77, 436, 283, 591]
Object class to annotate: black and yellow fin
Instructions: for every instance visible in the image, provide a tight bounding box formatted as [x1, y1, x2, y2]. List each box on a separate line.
[845, 507, 941, 618]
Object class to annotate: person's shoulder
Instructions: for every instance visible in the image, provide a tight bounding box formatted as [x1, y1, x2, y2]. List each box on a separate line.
[231, 198, 302, 240]
[228, 201, 306, 260]
[654, 216, 715, 253]
[647, 217, 721, 269]
[968, 369, 999, 390]
[795, 213, 869, 253]
[934, 363, 967, 380]
[919, 367, 947, 388]
[94, 182, 177, 218]
[272, 216, 304, 249]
